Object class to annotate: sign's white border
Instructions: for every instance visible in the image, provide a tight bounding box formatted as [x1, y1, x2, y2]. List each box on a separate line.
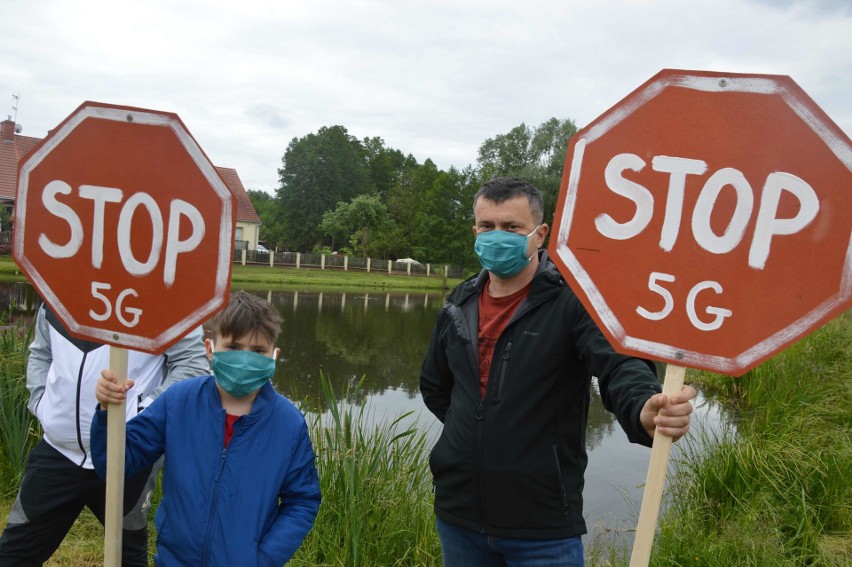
[14, 104, 234, 352]
[554, 72, 852, 373]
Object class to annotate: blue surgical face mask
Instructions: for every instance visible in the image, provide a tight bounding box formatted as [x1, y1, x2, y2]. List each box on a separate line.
[212, 350, 276, 398]
[474, 225, 540, 278]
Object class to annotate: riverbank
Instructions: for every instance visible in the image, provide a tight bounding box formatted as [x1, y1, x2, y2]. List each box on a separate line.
[651, 313, 851, 566]
[0, 256, 465, 292]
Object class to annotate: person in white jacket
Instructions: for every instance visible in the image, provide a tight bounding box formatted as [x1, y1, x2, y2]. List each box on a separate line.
[0, 302, 209, 567]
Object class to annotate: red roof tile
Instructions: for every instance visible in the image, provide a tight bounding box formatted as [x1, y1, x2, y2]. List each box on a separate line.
[215, 166, 261, 223]
[0, 134, 41, 200]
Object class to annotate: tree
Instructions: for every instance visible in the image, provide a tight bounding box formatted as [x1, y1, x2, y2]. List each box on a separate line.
[475, 118, 578, 225]
[412, 166, 479, 271]
[320, 194, 396, 258]
[276, 126, 372, 251]
[384, 154, 426, 258]
[247, 189, 285, 248]
[363, 136, 406, 197]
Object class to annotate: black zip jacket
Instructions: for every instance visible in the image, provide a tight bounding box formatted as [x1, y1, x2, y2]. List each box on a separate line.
[420, 251, 661, 539]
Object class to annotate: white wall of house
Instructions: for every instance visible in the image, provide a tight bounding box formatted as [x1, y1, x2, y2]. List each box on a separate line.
[236, 221, 261, 250]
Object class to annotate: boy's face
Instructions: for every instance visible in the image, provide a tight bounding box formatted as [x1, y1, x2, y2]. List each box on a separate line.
[205, 331, 280, 362]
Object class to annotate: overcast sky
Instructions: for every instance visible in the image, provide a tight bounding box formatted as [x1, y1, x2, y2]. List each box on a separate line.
[2, 0, 850, 194]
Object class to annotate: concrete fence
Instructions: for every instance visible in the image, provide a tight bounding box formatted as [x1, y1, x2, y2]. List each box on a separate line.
[234, 249, 464, 279]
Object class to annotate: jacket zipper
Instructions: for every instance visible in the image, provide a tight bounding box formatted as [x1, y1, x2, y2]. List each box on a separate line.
[495, 341, 512, 400]
[75, 352, 89, 466]
[474, 397, 486, 532]
[552, 443, 570, 516]
[201, 446, 229, 564]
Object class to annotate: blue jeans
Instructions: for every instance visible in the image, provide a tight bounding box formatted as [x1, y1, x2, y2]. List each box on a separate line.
[436, 517, 584, 567]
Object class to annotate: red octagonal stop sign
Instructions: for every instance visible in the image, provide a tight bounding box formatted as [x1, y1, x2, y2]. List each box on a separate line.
[549, 69, 851, 376]
[14, 101, 236, 354]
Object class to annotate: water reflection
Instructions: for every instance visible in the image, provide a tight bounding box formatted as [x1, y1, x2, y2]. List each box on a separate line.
[248, 288, 621, 452]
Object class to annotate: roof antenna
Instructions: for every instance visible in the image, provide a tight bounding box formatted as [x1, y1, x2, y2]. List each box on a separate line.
[11, 93, 20, 122]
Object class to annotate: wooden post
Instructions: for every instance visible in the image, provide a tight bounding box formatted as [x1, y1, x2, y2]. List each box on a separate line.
[296, 253, 301, 269]
[240, 248, 246, 266]
[367, 257, 371, 272]
[321, 255, 326, 270]
[104, 347, 129, 567]
[344, 256, 348, 271]
[427, 263, 431, 277]
[629, 364, 686, 567]
[387, 260, 392, 274]
[269, 250, 274, 267]
[407, 262, 411, 276]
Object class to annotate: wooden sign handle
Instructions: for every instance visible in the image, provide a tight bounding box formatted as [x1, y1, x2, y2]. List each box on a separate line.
[104, 347, 128, 567]
[629, 363, 686, 567]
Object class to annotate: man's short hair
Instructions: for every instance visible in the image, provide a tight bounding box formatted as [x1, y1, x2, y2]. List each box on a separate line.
[209, 291, 282, 344]
[473, 177, 544, 225]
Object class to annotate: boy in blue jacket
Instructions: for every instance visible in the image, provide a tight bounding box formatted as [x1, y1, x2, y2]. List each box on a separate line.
[91, 291, 321, 566]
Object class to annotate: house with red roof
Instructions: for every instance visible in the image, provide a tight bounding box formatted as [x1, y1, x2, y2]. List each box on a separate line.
[0, 118, 40, 230]
[0, 117, 262, 253]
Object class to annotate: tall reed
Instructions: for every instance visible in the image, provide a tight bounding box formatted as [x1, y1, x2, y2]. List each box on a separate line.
[652, 315, 851, 566]
[291, 373, 441, 566]
[0, 313, 39, 496]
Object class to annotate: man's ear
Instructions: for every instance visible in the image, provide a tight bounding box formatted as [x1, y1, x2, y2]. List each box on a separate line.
[537, 223, 550, 247]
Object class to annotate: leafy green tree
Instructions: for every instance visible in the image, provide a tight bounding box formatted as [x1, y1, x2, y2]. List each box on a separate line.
[276, 126, 372, 251]
[475, 118, 577, 225]
[320, 194, 396, 258]
[384, 154, 426, 258]
[413, 166, 479, 271]
[247, 189, 285, 248]
[363, 136, 406, 197]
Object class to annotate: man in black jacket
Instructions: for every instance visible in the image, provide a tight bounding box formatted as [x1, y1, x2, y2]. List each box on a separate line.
[420, 177, 695, 566]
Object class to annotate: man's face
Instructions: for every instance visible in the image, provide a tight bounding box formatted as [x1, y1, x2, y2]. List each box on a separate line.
[205, 332, 279, 361]
[473, 196, 548, 259]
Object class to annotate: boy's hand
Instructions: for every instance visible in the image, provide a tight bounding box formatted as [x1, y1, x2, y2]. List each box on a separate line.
[97, 369, 135, 410]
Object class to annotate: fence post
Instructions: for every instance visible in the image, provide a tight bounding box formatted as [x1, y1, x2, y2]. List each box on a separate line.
[269, 251, 274, 267]
[296, 253, 301, 269]
[427, 263, 431, 277]
[241, 249, 246, 266]
[407, 262, 411, 276]
[387, 260, 392, 274]
[321, 255, 326, 270]
[344, 256, 348, 271]
[367, 258, 371, 272]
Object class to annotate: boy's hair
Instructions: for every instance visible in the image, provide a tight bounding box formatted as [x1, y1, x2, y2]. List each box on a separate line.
[473, 177, 544, 225]
[209, 291, 282, 344]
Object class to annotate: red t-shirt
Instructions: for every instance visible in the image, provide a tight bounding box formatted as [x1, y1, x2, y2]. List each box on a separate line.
[224, 413, 239, 447]
[477, 280, 531, 397]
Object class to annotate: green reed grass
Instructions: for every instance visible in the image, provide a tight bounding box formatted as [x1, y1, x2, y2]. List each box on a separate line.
[0, 312, 39, 496]
[290, 373, 441, 566]
[651, 315, 851, 566]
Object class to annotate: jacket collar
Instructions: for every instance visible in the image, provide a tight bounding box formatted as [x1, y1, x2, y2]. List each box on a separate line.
[206, 376, 275, 423]
[450, 249, 564, 308]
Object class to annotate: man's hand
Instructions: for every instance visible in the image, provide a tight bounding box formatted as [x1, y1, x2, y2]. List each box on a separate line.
[639, 385, 696, 442]
[96, 369, 135, 410]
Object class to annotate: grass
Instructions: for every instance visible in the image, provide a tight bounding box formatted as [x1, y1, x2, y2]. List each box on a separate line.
[0, 255, 464, 292]
[650, 314, 851, 566]
[0, 312, 38, 496]
[291, 375, 441, 566]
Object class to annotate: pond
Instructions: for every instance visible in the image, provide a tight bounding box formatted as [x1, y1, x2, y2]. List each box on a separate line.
[0, 281, 724, 551]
